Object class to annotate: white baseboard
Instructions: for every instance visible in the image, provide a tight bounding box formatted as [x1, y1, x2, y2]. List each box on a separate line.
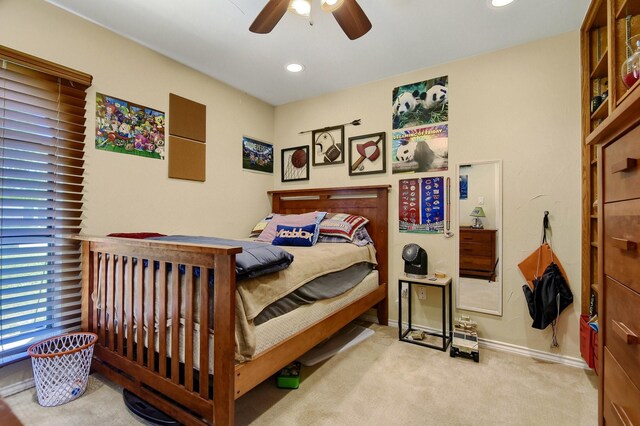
[0, 378, 34, 398]
[360, 314, 589, 370]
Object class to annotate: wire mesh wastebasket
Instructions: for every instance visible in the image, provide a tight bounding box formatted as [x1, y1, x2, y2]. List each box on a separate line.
[27, 332, 98, 407]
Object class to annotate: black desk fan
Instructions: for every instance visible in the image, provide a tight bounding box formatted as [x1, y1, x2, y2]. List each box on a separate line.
[402, 244, 428, 278]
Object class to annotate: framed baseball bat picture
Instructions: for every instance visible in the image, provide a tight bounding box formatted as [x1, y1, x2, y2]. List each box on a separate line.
[348, 132, 386, 176]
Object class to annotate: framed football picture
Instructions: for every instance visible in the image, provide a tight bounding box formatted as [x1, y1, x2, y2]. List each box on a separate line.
[281, 145, 310, 182]
[348, 132, 386, 176]
[312, 125, 344, 166]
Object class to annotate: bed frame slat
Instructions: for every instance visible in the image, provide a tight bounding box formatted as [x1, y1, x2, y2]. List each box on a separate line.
[171, 262, 180, 385]
[125, 257, 134, 360]
[136, 258, 145, 365]
[185, 265, 194, 391]
[116, 256, 125, 355]
[199, 268, 210, 399]
[106, 256, 115, 351]
[99, 252, 107, 346]
[158, 262, 167, 377]
[147, 260, 156, 372]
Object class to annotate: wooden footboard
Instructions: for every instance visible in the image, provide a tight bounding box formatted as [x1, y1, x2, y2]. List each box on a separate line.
[78, 185, 390, 425]
[78, 236, 240, 425]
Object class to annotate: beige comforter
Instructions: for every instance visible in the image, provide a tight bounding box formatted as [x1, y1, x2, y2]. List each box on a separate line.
[234, 242, 377, 361]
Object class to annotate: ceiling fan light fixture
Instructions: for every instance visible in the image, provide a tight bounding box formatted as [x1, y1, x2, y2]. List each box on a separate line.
[490, 0, 515, 7]
[286, 63, 304, 73]
[288, 0, 311, 17]
[321, 0, 345, 13]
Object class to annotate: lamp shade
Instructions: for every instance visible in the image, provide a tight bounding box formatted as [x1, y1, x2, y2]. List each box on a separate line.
[470, 206, 486, 218]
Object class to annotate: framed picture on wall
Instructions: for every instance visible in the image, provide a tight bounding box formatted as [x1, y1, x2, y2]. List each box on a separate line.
[242, 136, 273, 173]
[281, 145, 310, 182]
[312, 125, 344, 166]
[348, 132, 386, 176]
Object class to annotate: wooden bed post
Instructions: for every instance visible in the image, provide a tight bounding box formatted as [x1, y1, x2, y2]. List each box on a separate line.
[80, 241, 91, 332]
[213, 254, 236, 426]
[376, 186, 389, 326]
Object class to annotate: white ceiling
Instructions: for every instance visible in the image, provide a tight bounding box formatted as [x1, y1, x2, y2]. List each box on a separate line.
[47, 0, 590, 106]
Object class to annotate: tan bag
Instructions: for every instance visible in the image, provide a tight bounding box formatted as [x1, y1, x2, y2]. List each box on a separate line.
[518, 242, 568, 290]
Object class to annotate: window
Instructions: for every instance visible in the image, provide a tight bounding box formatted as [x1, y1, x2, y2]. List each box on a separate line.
[0, 46, 92, 365]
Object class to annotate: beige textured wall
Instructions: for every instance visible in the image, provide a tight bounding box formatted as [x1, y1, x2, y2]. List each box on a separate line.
[0, 0, 582, 359]
[274, 32, 582, 358]
[0, 0, 275, 239]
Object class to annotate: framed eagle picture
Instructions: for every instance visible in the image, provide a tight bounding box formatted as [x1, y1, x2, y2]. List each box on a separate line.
[348, 132, 386, 176]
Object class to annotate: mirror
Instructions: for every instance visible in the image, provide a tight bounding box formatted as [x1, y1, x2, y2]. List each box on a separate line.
[456, 160, 502, 316]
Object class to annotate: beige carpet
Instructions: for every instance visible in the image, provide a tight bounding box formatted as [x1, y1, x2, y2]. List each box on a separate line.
[6, 323, 597, 426]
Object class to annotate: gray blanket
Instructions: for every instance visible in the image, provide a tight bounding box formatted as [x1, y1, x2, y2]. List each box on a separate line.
[254, 262, 373, 325]
[149, 235, 294, 281]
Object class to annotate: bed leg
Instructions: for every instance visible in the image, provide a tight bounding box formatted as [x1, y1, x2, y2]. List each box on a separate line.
[213, 255, 236, 426]
[376, 298, 388, 326]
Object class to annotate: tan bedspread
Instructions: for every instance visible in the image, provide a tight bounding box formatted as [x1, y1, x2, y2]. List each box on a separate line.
[234, 242, 377, 361]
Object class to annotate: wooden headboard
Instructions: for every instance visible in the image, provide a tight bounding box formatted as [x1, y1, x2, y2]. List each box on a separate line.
[268, 185, 390, 290]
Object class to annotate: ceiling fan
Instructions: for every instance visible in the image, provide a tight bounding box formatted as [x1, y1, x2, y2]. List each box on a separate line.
[249, 0, 372, 40]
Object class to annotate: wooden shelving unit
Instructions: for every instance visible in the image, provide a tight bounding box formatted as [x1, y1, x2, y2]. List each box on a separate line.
[583, 2, 640, 423]
[581, 0, 640, 317]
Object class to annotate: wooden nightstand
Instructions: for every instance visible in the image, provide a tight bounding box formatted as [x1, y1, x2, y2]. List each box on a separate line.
[459, 227, 497, 279]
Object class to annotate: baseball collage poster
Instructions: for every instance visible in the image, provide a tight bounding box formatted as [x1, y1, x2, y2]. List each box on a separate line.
[399, 177, 445, 234]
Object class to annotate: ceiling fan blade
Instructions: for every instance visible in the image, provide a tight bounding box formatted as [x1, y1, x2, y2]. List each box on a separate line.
[332, 0, 372, 40]
[250, 0, 290, 34]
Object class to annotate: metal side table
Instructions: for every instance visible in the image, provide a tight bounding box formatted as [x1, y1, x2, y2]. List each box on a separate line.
[398, 275, 453, 351]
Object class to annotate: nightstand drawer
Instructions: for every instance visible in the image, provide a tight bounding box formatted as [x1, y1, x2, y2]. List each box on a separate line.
[460, 255, 493, 271]
[460, 242, 490, 257]
[604, 124, 640, 203]
[603, 348, 640, 426]
[604, 276, 640, 391]
[604, 200, 640, 294]
[460, 229, 495, 244]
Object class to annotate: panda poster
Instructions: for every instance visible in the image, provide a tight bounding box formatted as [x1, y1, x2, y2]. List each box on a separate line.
[399, 177, 445, 234]
[392, 124, 448, 173]
[392, 76, 448, 130]
[95, 93, 165, 159]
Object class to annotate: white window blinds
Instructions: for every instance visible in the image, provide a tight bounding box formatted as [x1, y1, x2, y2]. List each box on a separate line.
[0, 47, 91, 365]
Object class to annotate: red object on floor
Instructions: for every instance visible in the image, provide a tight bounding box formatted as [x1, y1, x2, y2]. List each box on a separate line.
[580, 314, 595, 369]
[592, 326, 599, 376]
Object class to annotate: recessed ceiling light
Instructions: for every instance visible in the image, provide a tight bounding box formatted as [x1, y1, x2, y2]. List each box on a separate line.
[491, 0, 515, 6]
[286, 63, 304, 73]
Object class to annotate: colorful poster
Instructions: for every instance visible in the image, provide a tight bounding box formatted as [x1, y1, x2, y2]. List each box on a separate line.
[392, 76, 448, 130]
[460, 175, 468, 200]
[242, 136, 273, 173]
[399, 177, 445, 234]
[392, 124, 448, 174]
[95, 93, 165, 159]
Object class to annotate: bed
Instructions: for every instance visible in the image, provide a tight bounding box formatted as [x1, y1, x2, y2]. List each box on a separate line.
[77, 185, 389, 425]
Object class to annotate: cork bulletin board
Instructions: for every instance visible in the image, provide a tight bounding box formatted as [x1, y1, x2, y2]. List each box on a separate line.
[168, 93, 206, 181]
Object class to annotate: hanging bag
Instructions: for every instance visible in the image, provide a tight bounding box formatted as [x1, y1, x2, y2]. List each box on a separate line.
[520, 212, 573, 347]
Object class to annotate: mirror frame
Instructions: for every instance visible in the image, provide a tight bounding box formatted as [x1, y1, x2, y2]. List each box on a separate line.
[455, 160, 503, 316]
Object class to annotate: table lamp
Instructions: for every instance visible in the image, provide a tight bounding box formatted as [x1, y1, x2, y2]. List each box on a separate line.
[470, 206, 485, 229]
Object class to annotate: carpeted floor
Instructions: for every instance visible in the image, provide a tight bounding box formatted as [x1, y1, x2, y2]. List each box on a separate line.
[6, 323, 598, 425]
